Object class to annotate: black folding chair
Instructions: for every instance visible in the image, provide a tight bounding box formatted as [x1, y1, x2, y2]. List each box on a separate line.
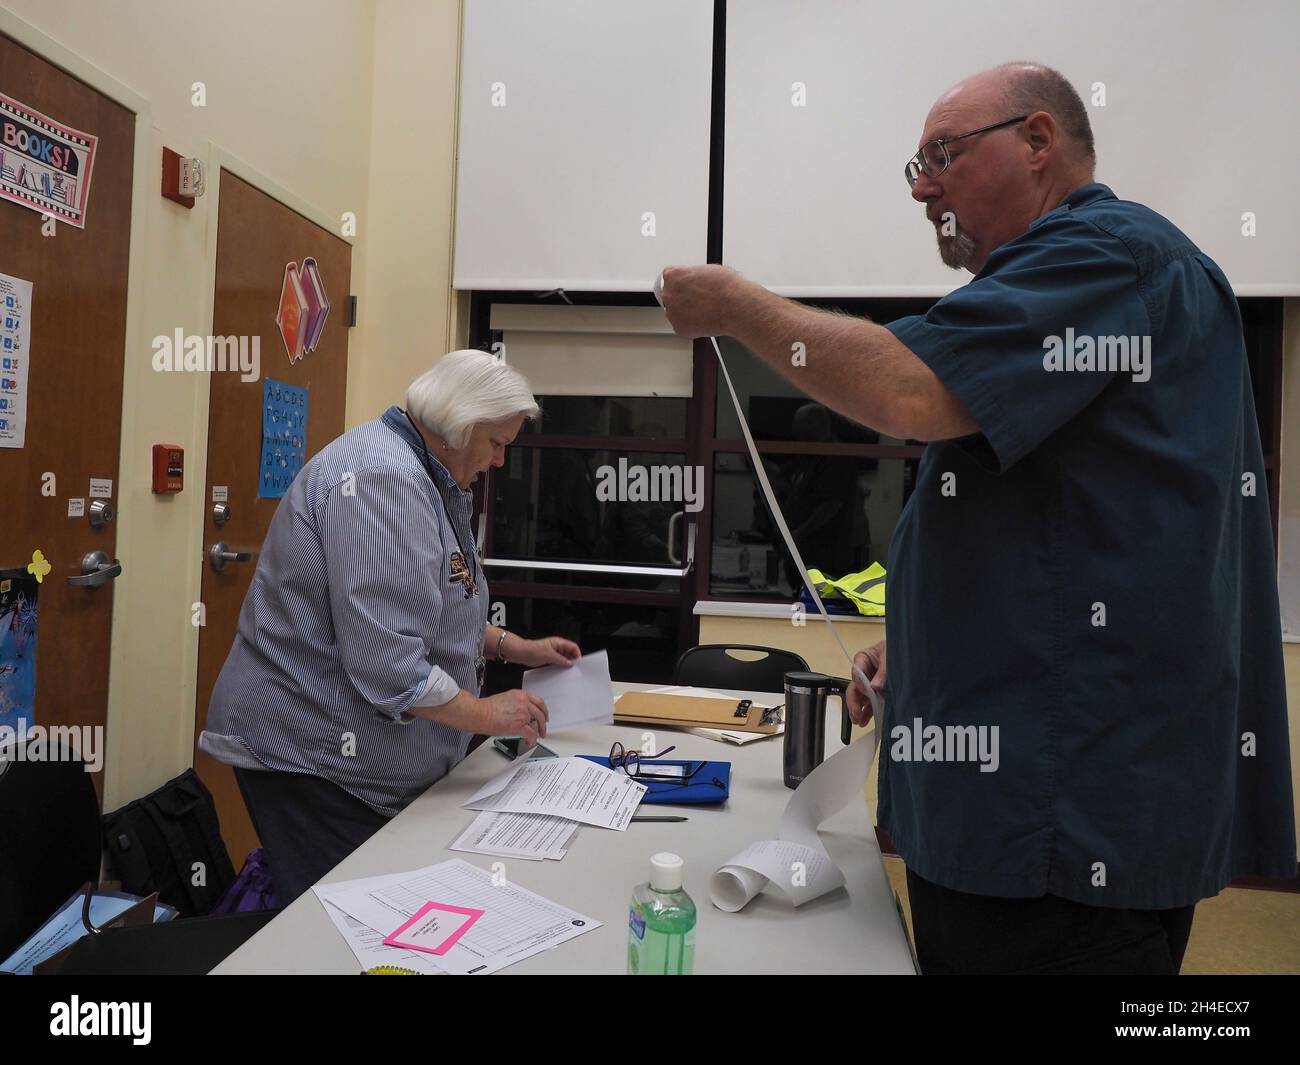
[672, 644, 809, 694]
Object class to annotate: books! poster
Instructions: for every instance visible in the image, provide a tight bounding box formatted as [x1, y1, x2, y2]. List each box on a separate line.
[0, 92, 98, 228]
[260, 378, 307, 499]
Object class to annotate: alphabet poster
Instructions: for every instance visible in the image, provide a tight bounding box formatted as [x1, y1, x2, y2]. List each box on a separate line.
[0, 92, 97, 228]
[260, 378, 308, 498]
[0, 272, 32, 449]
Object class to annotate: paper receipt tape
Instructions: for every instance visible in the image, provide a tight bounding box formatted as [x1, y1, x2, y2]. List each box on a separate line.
[655, 269, 885, 911]
[713, 729, 879, 911]
[653, 271, 876, 698]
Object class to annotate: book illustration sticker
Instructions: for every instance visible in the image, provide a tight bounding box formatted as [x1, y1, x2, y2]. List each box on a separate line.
[275, 257, 331, 365]
[299, 257, 330, 355]
[275, 261, 307, 364]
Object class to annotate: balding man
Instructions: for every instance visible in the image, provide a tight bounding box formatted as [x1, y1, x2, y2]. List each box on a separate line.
[661, 62, 1294, 974]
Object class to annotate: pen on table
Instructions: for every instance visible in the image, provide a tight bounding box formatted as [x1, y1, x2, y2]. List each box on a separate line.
[630, 815, 689, 823]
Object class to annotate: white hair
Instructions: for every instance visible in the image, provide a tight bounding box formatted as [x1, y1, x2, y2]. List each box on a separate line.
[406, 349, 540, 448]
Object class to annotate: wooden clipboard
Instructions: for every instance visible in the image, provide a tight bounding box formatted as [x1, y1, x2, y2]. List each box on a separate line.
[614, 691, 781, 734]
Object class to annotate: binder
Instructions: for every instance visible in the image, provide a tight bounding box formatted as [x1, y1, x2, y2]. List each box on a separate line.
[613, 690, 782, 734]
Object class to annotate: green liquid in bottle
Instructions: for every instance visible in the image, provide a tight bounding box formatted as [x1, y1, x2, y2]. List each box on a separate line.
[627, 852, 696, 975]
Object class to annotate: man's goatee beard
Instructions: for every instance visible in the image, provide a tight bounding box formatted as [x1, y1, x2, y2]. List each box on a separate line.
[938, 230, 977, 270]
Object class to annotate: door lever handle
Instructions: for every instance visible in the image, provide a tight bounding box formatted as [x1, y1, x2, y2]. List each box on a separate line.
[67, 550, 122, 588]
[209, 541, 253, 573]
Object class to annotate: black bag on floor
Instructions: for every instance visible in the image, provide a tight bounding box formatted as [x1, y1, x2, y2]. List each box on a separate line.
[102, 769, 236, 917]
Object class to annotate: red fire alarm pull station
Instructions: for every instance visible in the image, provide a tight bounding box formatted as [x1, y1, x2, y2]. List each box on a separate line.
[152, 444, 184, 493]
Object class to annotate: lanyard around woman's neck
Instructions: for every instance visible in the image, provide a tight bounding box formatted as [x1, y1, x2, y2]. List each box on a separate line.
[403, 409, 478, 579]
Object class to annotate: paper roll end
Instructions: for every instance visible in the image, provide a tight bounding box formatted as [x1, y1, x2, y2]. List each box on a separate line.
[709, 867, 754, 913]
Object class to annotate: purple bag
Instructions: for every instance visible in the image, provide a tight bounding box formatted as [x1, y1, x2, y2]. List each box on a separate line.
[210, 848, 280, 915]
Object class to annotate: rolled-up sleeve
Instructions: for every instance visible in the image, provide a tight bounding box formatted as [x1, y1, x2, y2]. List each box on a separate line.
[412, 663, 460, 707]
[318, 466, 450, 719]
[887, 216, 1149, 473]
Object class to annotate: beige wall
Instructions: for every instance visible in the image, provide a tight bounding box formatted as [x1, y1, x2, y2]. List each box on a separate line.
[1283, 303, 1300, 849]
[1285, 643, 1300, 853]
[349, 0, 464, 427]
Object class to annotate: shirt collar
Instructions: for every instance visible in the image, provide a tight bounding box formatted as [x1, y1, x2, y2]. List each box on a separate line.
[1028, 182, 1116, 231]
[380, 405, 466, 499]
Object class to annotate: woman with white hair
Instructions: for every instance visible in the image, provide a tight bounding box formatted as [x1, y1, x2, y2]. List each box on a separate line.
[200, 350, 579, 903]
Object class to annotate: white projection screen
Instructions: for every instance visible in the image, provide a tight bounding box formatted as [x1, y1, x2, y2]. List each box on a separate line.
[724, 0, 1300, 297]
[454, 0, 714, 292]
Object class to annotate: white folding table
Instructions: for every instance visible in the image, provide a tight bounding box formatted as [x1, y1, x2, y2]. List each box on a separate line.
[212, 683, 915, 975]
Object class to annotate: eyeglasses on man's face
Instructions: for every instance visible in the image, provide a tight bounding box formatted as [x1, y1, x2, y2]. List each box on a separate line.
[904, 115, 1029, 188]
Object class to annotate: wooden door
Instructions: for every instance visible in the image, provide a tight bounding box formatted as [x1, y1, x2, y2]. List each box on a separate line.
[0, 34, 135, 800]
[193, 171, 351, 864]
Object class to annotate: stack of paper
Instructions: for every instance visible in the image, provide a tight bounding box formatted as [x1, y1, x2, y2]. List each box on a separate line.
[449, 752, 646, 861]
[450, 810, 578, 861]
[464, 752, 645, 827]
[314, 859, 600, 975]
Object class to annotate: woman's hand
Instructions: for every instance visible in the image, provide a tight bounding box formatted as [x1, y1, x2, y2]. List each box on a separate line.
[478, 689, 550, 746]
[847, 640, 886, 727]
[513, 636, 581, 669]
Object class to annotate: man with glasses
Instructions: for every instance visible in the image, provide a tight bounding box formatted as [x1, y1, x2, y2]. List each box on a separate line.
[660, 62, 1294, 974]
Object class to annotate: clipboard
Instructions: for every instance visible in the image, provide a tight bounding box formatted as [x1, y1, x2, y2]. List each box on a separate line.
[29, 883, 161, 975]
[614, 691, 782, 734]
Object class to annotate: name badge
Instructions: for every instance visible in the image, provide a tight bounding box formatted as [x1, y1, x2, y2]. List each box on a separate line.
[448, 550, 477, 599]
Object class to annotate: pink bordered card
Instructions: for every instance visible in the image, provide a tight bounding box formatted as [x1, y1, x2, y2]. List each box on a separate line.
[382, 900, 485, 956]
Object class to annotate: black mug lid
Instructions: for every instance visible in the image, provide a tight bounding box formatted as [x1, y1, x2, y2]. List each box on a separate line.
[785, 670, 831, 686]
[784, 670, 849, 692]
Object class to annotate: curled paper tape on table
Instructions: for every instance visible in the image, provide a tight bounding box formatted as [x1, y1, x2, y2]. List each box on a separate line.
[711, 729, 879, 911]
[654, 270, 884, 912]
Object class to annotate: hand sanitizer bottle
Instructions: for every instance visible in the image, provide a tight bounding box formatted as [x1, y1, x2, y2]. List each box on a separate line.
[627, 852, 696, 975]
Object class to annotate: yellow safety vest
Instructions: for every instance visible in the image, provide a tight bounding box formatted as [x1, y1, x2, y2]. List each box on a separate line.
[806, 562, 886, 616]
